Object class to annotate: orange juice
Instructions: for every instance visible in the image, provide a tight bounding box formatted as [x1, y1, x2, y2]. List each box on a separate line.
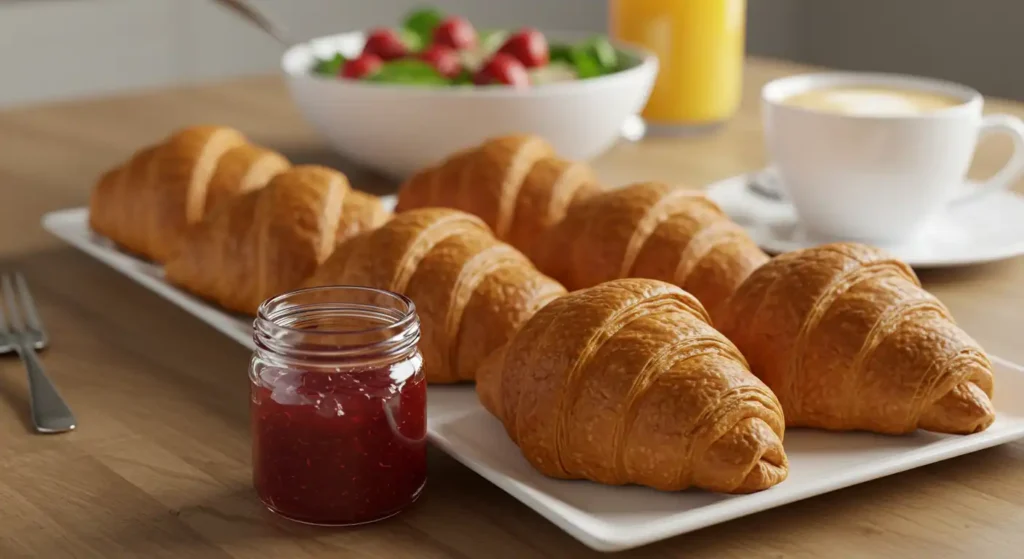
[610, 0, 747, 128]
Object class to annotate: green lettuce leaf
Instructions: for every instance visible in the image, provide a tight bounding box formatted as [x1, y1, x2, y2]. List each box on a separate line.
[366, 59, 451, 86]
[313, 53, 346, 76]
[402, 7, 444, 49]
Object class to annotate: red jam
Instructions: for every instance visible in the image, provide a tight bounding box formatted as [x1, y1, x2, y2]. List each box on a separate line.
[249, 286, 426, 526]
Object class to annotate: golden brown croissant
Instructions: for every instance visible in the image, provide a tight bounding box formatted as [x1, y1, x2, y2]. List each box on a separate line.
[716, 243, 995, 435]
[476, 278, 788, 494]
[89, 126, 286, 262]
[146, 126, 248, 261]
[89, 145, 160, 257]
[303, 208, 566, 383]
[531, 181, 768, 322]
[395, 135, 603, 256]
[165, 165, 388, 315]
[205, 143, 289, 216]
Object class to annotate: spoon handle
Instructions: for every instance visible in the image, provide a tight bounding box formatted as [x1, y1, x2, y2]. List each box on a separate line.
[211, 0, 293, 47]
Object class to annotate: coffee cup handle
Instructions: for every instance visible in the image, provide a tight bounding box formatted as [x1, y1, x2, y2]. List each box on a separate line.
[951, 114, 1024, 204]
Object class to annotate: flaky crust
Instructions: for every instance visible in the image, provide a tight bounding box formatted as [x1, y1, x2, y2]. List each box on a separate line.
[507, 157, 600, 257]
[147, 126, 248, 261]
[205, 143, 289, 216]
[531, 182, 768, 322]
[89, 126, 298, 263]
[89, 146, 160, 258]
[335, 189, 390, 243]
[395, 135, 602, 256]
[165, 165, 386, 315]
[716, 243, 996, 435]
[303, 208, 566, 383]
[476, 278, 788, 494]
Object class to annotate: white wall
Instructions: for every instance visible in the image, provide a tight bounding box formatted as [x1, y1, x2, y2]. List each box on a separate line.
[799, 0, 1024, 100]
[745, 0, 1024, 101]
[0, 0, 1020, 108]
[0, 0, 181, 106]
[0, 0, 607, 107]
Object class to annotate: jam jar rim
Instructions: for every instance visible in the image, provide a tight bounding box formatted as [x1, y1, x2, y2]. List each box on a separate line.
[253, 285, 420, 367]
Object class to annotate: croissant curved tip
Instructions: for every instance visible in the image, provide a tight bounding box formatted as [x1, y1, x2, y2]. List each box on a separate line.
[696, 417, 788, 494]
[919, 381, 996, 435]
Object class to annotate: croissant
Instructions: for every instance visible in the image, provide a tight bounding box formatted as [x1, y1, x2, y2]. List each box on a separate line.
[89, 145, 161, 257]
[476, 278, 788, 494]
[144, 126, 250, 261]
[204, 143, 290, 216]
[396, 135, 603, 256]
[89, 125, 287, 262]
[303, 208, 566, 383]
[716, 243, 996, 435]
[531, 181, 768, 322]
[165, 165, 388, 315]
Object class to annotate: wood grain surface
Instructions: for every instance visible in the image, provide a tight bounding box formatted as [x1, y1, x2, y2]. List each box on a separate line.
[2, 58, 1024, 558]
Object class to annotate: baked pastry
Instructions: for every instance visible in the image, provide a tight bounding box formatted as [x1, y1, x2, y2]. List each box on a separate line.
[204, 143, 290, 216]
[476, 278, 787, 494]
[531, 181, 768, 322]
[89, 125, 288, 262]
[716, 243, 995, 435]
[395, 135, 602, 256]
[303, 208, 566, 384]
[89, 146, 161, 257]
[145, 126, 249, 261]
[165, 165, 388, 315]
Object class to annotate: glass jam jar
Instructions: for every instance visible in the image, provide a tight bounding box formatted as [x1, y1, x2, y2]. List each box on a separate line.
[250, 286, 426, 526]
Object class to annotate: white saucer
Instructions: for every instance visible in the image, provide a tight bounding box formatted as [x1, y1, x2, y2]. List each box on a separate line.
[706, 172, 1024, 268]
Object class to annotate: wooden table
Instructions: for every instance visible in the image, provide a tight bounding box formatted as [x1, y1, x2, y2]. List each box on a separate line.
[2, 58, 1024, 558]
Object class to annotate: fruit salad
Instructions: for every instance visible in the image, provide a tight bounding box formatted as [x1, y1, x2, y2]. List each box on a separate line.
[311, 7, 630, 88]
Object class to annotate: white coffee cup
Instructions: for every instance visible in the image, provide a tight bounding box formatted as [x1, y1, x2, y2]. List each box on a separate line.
[762, 72, 1024, 244]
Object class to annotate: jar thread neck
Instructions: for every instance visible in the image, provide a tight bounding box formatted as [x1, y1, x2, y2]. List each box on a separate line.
[254, 286, 420, 369]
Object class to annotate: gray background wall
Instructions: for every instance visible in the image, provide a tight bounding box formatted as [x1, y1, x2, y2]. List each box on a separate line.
[0, 0, 1019, 108]
[746, 0, 1024, 101]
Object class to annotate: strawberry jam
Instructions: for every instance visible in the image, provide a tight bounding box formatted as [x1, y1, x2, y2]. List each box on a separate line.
[250, 286, 426, 526]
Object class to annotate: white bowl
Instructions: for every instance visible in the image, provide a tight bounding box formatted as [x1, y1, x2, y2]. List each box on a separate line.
[281, 31, 658, 178]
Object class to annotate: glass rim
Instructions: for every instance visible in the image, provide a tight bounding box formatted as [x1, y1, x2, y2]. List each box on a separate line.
[253, 285, 420, 365]
[256, 285, 418, 336]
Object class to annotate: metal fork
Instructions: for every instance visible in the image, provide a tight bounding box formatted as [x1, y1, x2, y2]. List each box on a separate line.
[0, 273, 76, 433]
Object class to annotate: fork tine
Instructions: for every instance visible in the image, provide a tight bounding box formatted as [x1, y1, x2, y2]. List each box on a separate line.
[14, 273, 45, 337]
[1, 274, 24, 331]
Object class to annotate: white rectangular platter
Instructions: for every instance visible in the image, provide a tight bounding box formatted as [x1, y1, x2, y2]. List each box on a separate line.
[43, 206, 1024, 553]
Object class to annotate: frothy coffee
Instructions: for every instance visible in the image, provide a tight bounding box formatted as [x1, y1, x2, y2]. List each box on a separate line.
[782, 87, 962, 116]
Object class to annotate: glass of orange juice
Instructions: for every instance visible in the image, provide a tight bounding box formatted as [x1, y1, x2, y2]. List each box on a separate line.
[610, 0, 747, 132]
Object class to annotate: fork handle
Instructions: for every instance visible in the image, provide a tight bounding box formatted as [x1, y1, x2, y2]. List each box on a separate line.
[19, 347, 76, 433]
